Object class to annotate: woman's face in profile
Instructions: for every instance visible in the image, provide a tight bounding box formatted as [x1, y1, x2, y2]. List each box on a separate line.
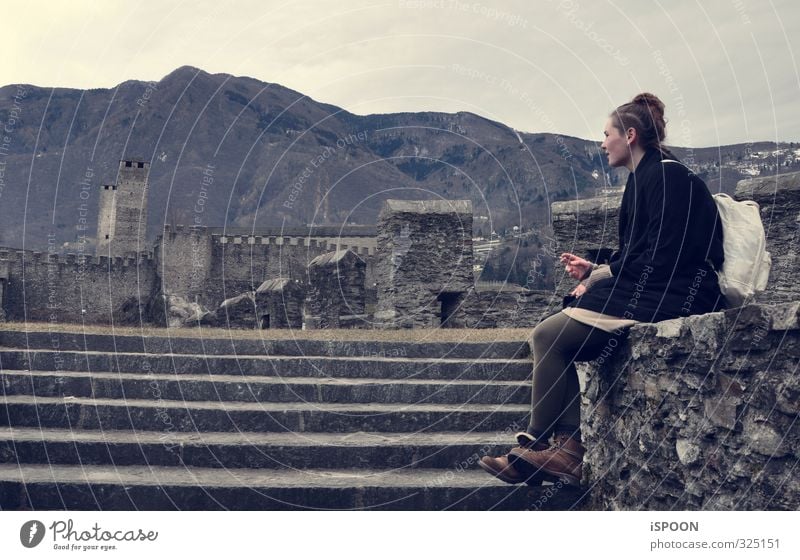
[601, 118, 630, 168]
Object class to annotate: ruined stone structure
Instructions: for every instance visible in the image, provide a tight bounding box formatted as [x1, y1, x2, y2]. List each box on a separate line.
[551, 194, 622, 297]
[550, 194, 622, 261]
[451, 283, 557, 329]
[218, 292, 258, 329]
[255, 278, 304, 329]
[96, 160, 151, 257]
[3, 168, 798, 335]
[375, 200, 475, 328]
[306, 249, 367, 329]
[154, 225, 376, 312]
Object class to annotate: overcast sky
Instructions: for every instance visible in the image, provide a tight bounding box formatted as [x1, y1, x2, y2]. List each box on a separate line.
[4, 0, 799, 147]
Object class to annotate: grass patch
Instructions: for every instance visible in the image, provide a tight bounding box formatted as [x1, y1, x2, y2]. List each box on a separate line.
[0, 321, 533, 342]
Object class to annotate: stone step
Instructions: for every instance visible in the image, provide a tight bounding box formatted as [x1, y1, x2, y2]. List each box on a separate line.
[0, 349, 532, 381]
[0, 395, 529, 433]
[0, 330, 530, 359]
[0, 427, 524, 470]
[0, 370, 530, 405]
[0, 463, 585, 510]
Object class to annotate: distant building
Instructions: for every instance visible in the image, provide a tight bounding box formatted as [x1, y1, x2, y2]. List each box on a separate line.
[96, 159, 150, 256]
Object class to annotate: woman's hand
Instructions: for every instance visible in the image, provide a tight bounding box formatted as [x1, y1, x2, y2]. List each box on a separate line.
[560, 253, 593, 280]
[569, 283, 587, 297]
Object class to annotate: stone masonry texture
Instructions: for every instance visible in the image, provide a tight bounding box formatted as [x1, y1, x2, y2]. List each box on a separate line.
[306, 249, 367, 329]
[375, 199, 474, 328]
[735, 171, 800, 305]
[96, 160, 150, 257]
[579, 303, 799, 510]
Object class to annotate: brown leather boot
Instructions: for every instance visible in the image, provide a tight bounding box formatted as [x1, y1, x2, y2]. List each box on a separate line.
[478, 434, 549, 485]
[508, 433, 585, 486]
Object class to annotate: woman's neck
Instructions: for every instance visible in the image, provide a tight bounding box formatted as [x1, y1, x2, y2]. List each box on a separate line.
[627, 145, 648, 172]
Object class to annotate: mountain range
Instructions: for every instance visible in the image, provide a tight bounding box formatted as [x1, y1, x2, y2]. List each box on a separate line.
[0, 65, 795, 250]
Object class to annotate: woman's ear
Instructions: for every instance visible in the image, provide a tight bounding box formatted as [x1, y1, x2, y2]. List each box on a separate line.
[626, 127, 637, 146]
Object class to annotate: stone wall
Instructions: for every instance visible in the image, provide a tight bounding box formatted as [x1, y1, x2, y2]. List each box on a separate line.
[218, 292, 258, 329]
[208, 236, 373, 312]
[551, 194, 622, 261]
[305, 249, 367, 329]
[451, 286, 559, 328]
[375, 199, 474, 328]
[735, 171, 800, 305]
[155, 225, 213, 306]
[0, 249, 157, 325]
[551, 194, 622, 297]
[154, 226, 376, 311]
[579, 302, 799, 510]
[255, 278, 304, 329]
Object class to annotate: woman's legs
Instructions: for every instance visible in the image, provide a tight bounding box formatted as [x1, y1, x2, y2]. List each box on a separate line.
[480, 310, 627, 485]
[526, 311, 623, 440]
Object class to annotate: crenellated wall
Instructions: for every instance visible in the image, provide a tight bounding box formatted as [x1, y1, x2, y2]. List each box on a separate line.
[0, 249, 157, 325]
[154, 225, 376, 310]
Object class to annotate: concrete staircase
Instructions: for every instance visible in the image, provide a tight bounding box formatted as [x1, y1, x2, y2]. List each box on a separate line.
[0, 328, 586, 510]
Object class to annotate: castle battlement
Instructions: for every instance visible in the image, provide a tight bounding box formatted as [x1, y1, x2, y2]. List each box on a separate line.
[1, 248, 153, 270]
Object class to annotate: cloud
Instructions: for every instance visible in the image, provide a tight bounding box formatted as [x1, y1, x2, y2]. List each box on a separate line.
[3, 0, 798, 146]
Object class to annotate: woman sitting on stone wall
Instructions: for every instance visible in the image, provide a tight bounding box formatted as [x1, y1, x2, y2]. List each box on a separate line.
[479, 92, 726, 486]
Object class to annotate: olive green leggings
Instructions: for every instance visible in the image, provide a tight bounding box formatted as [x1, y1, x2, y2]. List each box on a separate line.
[526, 311, 628, 440]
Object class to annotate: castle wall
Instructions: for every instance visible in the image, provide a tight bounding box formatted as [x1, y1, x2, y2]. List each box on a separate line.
[550, 195, 622, 260]
[581, 303, 800, 510]
[551, 194, 622, 296]
[201, 235, 372, 310]
[0, 249, 157, 325]
[155, 226, 213, 305]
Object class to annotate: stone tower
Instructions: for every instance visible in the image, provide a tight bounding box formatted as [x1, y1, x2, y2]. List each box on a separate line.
[96, 159, 150, 256]
[374, 199, 474, 328]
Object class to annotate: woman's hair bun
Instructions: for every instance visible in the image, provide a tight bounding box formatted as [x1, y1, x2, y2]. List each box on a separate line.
[610, 92, 672, 157]
[632, 92, 666, 124]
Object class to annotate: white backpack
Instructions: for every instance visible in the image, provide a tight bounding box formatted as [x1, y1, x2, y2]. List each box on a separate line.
[662, 160, 771, 307]
[711, 193, 771, 307]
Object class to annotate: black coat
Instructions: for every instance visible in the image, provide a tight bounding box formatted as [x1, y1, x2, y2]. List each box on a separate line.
[565, 148, 726, 323]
